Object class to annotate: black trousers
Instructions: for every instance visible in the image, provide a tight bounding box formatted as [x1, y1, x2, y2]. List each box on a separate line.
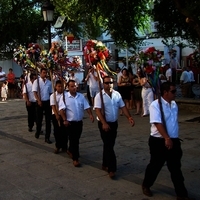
[26, 102, 36, 129]
[35, 100, 51, 139]
[66, 121, 83, 161]
[143, 136, 188, 197]
[52, 115, 68, 149]
[98, 121, 118, 173]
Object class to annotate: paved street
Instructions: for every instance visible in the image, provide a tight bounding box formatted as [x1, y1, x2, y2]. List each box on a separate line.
[0, 99, 200, 200]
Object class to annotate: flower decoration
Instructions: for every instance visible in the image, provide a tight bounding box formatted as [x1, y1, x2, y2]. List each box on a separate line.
[26, 43, 41, 62]
[84, 40, 115, 76]
[132, 47, 163, 66]
[65, 56, 83, 71]
[84, 40, 111, 65]
[13, 45, 27, 66]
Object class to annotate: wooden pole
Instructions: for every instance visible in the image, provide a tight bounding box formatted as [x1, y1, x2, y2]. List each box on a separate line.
[50, 70, 60, 126]
[95, 64, 105, 117]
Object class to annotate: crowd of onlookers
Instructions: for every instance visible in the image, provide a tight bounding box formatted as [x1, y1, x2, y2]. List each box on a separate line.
[0, 67, 17, 101]
[84, 63, 196, 118]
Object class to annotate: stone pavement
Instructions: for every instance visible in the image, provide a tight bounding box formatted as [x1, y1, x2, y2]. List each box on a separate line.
[0, 99, 200, 200]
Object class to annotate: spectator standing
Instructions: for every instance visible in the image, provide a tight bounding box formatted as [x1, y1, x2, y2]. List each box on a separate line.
[180, 67, 192, 98]
[23, 73, 37, 132]
[32, 68, 53, 144]
[139, 72, 154, 117]
[1, 81, 8, 101]
[165, 64, 172, 82]
[132, 70, 142, 115]
[59, 80, 94, 167]
[85, 67, 99, 107]
[7, 68, 15, 98]
[142, 82, 194, 200]
[94, 76, 135, 178]
[117, 68, 132, 110]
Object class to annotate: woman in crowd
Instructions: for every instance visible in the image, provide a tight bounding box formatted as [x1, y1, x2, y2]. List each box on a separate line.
[132, 69, 142, 115]
[139, 68, 154, 117]
[7, 68, 15, 98]
[118, 68, 132, 112]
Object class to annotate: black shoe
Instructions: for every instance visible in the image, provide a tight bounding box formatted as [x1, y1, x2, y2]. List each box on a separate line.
[35, 132, 39, 139]
[28, 127, 33, 132]
[45, 139, 52, 144]
[142, 185, 153, 197]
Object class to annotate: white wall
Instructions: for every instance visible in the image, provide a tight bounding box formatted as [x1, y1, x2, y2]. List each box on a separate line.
[0, 60, 22, 78]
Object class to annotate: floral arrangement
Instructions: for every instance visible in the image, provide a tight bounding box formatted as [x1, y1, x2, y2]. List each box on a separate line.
[13, 42, 84, 74]
[83, 40, 116, 76]
[83, 40, 110, 65]
[13, 45, 27, 66]
[132, 47, 163, 66]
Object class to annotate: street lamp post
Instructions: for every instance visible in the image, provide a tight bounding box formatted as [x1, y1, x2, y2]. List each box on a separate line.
[42, 1, 55, 50]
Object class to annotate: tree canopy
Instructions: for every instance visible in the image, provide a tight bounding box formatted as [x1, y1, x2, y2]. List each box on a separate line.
[153, 0, 200, 48]
[1, 0, 200, 59]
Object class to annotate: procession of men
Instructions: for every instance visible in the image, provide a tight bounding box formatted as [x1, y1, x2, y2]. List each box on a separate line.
[18, 65, 196, 200]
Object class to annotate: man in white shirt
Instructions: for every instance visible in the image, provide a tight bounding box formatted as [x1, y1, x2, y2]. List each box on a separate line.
[94, 76, 135, 178]
[32, 68, 53, 143]
[23, 73, 37, 132]
[180, 67, 192, 97]
[85, 67, 99, 107]
[0, 66, 6, 88]
[59, 80, 94, 167]
[142, 82, 193, 200]
[165, 64, 172, 82]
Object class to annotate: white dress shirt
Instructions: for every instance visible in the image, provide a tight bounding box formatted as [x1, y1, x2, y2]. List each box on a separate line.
[59, 92, 90, 121]
[94, 89, 125, 122]
[32, 77, 52, 101]
[150, 98, 179, 138]
[165, 68, 172, 81]
[180, 71, 191, 83]
[23, 81, 36, 102]
[50, 91, 63, 115]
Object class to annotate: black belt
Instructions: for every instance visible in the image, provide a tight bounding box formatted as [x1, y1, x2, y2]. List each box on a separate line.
[68, 120, 82, 123]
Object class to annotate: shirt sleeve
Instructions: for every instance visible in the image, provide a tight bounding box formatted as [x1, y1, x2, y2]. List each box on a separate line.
[149, 101, 162, 124]
[22, 84, 26, 94]
[32, 79, 37, 92]
[49, 81, 53, 94]
[50, 93, 55, 106]
[94, 92, 101, 108]
[83, 95, 90, 110]
[58, 94, 66, 111]
[118, 92, 125, 108]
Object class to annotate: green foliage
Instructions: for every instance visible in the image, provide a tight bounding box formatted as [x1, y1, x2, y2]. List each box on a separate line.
[0, 0, 45, 59]
[153, 0, 200, 47]
[53, 0, 152, 48]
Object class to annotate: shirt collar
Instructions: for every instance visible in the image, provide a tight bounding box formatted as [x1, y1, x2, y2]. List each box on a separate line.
[67, 91, 78, 98]
[161, 97, 176, 107]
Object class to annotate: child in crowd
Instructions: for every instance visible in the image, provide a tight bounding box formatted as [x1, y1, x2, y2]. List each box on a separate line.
[1, 81, 8, 101]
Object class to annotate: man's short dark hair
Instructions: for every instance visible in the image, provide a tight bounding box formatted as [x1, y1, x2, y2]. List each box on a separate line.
[67, 79, 76, 86]
[102, 76, 111, 82]
[55, 80, 62, 85]
[30, 73, 36, 79]
[40, 68, 47, 73]
[160, 82, 176, 96]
